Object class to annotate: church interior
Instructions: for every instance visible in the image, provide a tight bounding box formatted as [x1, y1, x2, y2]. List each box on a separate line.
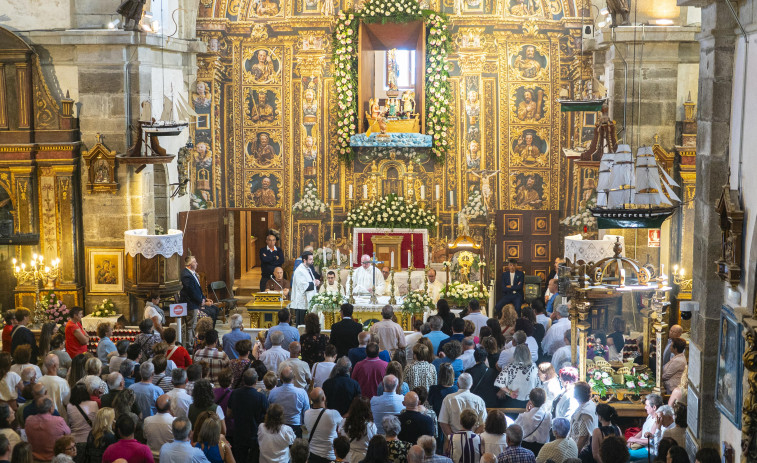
[1, 0, 757, 459]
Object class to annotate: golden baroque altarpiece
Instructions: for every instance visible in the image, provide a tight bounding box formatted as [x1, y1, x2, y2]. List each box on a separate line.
[194, 0, 591, 256]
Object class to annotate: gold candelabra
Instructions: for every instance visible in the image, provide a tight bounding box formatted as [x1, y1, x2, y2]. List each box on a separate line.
[348, 266, 355, 304]
[12, 254, 62, 324]
[389, 270, 396, 305]
[672, 265, 692, 292]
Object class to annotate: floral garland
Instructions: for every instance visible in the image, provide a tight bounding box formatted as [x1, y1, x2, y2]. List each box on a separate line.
[588, 368, 613, 397]
[587, 368, 653, 398]
[93, 298, 118, 318]
[293, 182, 329, 218]
[441, 281, 489, 306]
[401, 291, 434, 314]
[461, 189, 487, 220]
[345, 194, 436, 230]
[309, 291, 345, 312]
[333, 1, 452, 162]
[43, 292, 69, 324]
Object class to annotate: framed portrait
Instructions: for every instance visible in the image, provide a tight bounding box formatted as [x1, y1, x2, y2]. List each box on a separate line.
[715, 305, 744, 427]
[86, 247, 124, 294]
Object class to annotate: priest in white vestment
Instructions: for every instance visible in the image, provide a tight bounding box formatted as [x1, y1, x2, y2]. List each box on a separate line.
[319, 270, 341, 294]
[348, 254, 386, 295]
[291, 251, 320, 312]
[427, 268, 444, 304]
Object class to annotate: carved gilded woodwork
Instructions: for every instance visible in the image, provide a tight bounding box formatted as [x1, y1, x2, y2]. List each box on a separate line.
[83, 135, 119, 194]
[716, 184, 744, 288]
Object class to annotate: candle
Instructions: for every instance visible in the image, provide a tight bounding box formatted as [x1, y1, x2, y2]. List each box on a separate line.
[350, 251, 353, 266]
[348, 184, 353, 199]
[435, 184, 440, 200]
[407, 250, 411, 267]
[363, 184, 368, 199]
[420, 185, 426, 200]
[391, 251, 395, 268]
[323, 247, 327, 266]
[337, 250, 341, 265]
[331, 184, 336, 200]
[449, 191, 454, 206]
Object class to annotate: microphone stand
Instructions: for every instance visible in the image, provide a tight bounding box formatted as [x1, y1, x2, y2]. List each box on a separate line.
[269, 275, 284, 312]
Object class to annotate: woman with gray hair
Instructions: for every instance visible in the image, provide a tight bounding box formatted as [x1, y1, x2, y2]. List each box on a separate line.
[382, 415, 411, 463]
[494, 344, 539, 407]
[535, 418, 578, 463]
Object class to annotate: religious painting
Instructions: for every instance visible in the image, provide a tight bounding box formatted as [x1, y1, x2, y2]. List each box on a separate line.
[510, 128, 549, 167]
[86, 247, 124, 294]
[466, 136, 481, 170]
[245, 88, 280, 126]
[299, 222, 320, 250]
[716, 305, 744, 427]
[462, 0, 484, 14]
[511, 172, 547, 210]
[510, 85, 549, 124]
[507, 0, 542, 16]
[247, 0, 281, 17]
[510, 44, 549, 80]
[193, 142, 214, 203]
[83, 135, 118, 194]
[245, 130, 282, 168]
[192, 81, 212, 109]
[303, 135, 317, 178]
[247, 173, 281, 208]
[300, 34, 326, 51]
[243, 48, 281, 85]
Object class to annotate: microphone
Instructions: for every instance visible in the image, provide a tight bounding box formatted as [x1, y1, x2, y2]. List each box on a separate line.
[269, 275, 283, 290]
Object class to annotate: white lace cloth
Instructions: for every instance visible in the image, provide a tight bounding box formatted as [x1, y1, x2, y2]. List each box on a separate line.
[564, 234, 624, 263]
[124, 229, 184, 258]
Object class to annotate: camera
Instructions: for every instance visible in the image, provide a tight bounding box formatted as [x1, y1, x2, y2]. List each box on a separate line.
[679, 301, 698, 321]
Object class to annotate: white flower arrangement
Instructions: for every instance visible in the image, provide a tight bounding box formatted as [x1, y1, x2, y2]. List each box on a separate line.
[461, 189, 487, 219]
[441, 281, 489, 306]
[93, 298, 118, 318]
[309, 291, 345, 312]
[401, 291, 434, 314]
[292, 183, 329, 218]
[560, 196, 597, 231]
[333, 1, 452, 162]
[344, 194, 436, 230]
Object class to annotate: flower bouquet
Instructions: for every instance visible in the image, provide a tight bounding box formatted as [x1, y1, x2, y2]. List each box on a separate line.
[309, 291, 345, 313]
[43, 292, 70, 324]
[623, 371, 653, 394]
[461, 189, 487, 220]
[560, 196, 598, 236]
[344, 194, 436, 231]
[401, 291, 434, 315]
[441, 281, 489, 307]
[292, 183, 329, 218]
[587, 368, 613, 398]
[93, 298, 118, 318]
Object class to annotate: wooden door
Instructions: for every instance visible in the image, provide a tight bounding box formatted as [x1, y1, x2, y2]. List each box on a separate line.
[178, 208, 232, 291]
[495, 210, 559, 297]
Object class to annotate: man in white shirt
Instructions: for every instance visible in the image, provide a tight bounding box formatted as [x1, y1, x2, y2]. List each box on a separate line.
[166, 368, 193, 418]
[369, 305, 407, 353]
[278, 342, 313, 389]
[302, 388, 343, 462]
[439, 373, 487, 434]
[37, 354, 70, 420]
[427, 269, 444, 304]
[261, 330, 290, 373]
[144, 394, 176, 457]
[514, 388, 552, 447]
[534, 300, 551, 332]
[551, 331, 572, 372]
[457, 337, 477, 370]
[349, 254, 385, 295]
[463, 299, 488, 338]
[319, 270, 341, 294]
[542, 304, 571, 355]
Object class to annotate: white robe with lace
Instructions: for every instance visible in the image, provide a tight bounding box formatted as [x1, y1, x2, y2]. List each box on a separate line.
[348, 265, 386, 295]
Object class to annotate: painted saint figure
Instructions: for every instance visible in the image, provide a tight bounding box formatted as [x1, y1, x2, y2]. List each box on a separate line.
[513, 132, 545, 165]
[514, 175, 543, 209]
[252, 177, 277, 207]
[250, 91, 275, 123]
[516, 88, 545, 122]
[250, 50, 276, 83]
[513, 46, 542, 78]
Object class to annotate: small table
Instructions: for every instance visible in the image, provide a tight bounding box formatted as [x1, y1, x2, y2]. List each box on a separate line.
[245, 292, 286, 328]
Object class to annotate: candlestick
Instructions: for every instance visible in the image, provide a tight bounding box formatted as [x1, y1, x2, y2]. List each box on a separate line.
[435, 184, 440, 200]
[390, 251, 395, 268]
[323, 247, 327, 267]
[331, 184, 337, 200]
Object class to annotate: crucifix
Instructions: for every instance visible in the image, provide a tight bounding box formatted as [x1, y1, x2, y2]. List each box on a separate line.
[469, 168, 500, 212]
[369, 252, 384, 305]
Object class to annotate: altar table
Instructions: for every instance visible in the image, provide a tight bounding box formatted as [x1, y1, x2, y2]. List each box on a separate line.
[353, 228, 429, 268]
[321, 295, 427, 331]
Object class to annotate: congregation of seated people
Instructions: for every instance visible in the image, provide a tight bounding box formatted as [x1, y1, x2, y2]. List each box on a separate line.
[0, 295, 711, 463]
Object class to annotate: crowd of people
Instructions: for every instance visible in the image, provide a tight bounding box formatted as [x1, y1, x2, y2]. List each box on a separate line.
[0, 287, 712, 463]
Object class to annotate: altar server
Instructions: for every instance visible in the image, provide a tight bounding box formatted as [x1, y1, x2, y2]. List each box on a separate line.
[348, 254, 386, 295]
[291, 251, 320, 317]
[427, 268, 444, 304]
[319, 270, 341, 294]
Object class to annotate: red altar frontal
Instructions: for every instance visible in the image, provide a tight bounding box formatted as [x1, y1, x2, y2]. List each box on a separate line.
[352, 228, 429, 269]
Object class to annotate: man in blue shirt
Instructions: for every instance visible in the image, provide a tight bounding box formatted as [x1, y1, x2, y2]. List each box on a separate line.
[222, 314, 251, 359]
[128, 362, 163, 418]
[268, 365, 309, 438]
[370, 375, 405, 434]
[437, 318, 466, 355]
[159, 417, 210, 463]
[264, 309, 300, 351]
[425, 316, 450, 356]
[545, 278, 561, 315]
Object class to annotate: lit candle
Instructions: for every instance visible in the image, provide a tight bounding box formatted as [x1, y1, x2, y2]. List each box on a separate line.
[363, 185, 368, 199]
[448, 191, 454, 206]
[331, 184, 336, 200]
[11, 258, 15, 265]
[435, 184, 440, 200]
[348, 184, 353, 199]
[420, 185, 426, 200]
[391, 251, 395, 268]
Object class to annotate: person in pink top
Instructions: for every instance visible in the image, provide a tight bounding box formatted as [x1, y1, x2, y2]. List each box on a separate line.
[102, 414, 154, 463]
[25, 397, 71, 461]
[351, 343, 388, 399]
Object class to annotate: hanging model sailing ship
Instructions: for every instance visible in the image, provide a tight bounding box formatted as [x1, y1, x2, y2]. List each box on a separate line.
[122, 87, 196, 164]
[590, 145, 681, 228]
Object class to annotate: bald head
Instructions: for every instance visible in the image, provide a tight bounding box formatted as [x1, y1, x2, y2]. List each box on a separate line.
[407, 445, 425, 463]
[358, 331, 371, 346]
[280, 366, 294, 384]
[480, 453, 497, 463]
[289, 341, 301, 357]
[669, 325, 683, 339]
[403, 391, 419, 410]
[156, 394, 171, 413]
[32, 382, 47, 399]
[309, 387, 325, 407]
[43, 354, 59, 374]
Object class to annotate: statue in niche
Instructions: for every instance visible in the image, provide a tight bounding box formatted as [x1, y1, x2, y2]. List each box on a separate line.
[516, 88, 545, 122]
[512, 130, 546, 165]
[387, 49, 400, 96]
[303, 84, 318, 127]
[509, 0, 539, 16]
[253, 0, 280, 16]
[513, 173, 544, 209]
[251, 176, 278, 207]
[321, 0, 334, 16]
[303, 136, 317, 177]
[470, 169, 499, 212]
[513, 45, 545, 79]
[250, 50, 276, 84]
[466, 139, 481, 169]
[465, 90, 480, 120]
[249, 90, 276, 124]
[607, 0, 630, 27]
[249, 132, 277, 166]
[94, 159, 110, 184]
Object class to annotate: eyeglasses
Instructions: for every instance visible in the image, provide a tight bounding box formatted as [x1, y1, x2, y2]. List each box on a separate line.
[66, 445, 77, 452]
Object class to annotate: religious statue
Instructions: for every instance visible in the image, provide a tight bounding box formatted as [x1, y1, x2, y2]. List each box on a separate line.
[457, 211, 471, 236]
[369, 98, 381, 120]
[117, 0, 146, 31]
[401, 90, 415, 114]
[607, 0, 630, 27]
[303, 84, 318, 126]
[387, 99, 399, 117]
[516, 88, 545, 122]
[251, 133, 276, 166]
[465, 90, 480, 121]
[192, 82, 211, 108]
[254, 0, 280, 16]
[303, 136, 317, 177]
[321, 0, 334, 16]
[94, 159, 110, 184]
[194, 142, 213, 169]
[252, 177, 277, 207]
[514, 175, 544, 208]
[509, 0, 531, 16]
[513, 46, 542, 79]
[250, 50, 276, 84]
[513, 131, 545, 164]
[386, 49, 400, 97]
[470, 169, 499, 212]
[249, 91, 275, 124]
[466, 139, 481, 169]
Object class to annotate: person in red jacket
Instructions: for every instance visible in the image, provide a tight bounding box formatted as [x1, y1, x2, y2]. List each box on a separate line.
[65, 307, 89, 357]
[1, 311, 15, 354]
